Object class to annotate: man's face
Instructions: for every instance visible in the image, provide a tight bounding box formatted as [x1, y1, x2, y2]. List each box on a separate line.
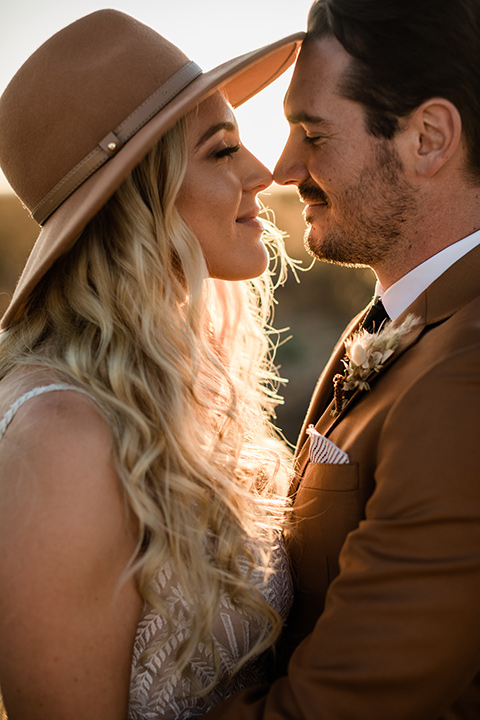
[274, 36, 417, 271]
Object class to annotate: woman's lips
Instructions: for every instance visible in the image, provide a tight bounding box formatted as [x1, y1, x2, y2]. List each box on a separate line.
[236, 206, 263, 228]
[236, 216, 263, 230]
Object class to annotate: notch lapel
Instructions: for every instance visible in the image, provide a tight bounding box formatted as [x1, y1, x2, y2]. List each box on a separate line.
[292, 241, 480, 493]
[296, 311, 365, 449]
[292, 311, 365, 492]
[320, 306, 427, 432]
[293, 299, 427, 490]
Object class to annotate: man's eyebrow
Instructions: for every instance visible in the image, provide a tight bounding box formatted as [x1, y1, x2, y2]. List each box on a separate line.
[195, 121, 236, 149]
[286, 111, 331, 127]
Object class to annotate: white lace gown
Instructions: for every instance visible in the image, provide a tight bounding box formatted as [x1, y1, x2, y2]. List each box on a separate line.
[0, 384, 293, 719]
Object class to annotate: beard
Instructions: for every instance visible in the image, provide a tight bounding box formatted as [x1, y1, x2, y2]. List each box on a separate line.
[300, 140, 418, 268]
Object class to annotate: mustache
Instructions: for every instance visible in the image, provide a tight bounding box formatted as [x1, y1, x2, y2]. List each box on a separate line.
[298, 180, 329, 205]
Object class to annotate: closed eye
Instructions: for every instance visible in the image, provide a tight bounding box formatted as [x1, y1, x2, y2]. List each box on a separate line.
[215, 144, 240, 159]
[303, 134, 326, 146]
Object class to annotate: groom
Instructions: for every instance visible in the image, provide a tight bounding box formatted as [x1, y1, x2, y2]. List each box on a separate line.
[206, 0, 480, 717]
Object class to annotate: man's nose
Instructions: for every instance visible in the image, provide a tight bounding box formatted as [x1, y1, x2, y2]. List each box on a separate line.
[273, 134, 309, 187]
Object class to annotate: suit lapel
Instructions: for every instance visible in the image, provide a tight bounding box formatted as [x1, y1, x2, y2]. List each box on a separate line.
[292, 310, 366, 491]
[295, 310, 366, 449]
[321, 299, 427, 431]
[293, 297, 426, 483]
[293, 242, 480, 488]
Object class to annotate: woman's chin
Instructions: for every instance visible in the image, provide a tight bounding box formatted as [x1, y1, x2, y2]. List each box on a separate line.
[209, 244, 269, 281]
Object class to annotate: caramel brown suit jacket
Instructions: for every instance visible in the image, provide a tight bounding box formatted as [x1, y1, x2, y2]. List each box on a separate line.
[205, 244, 480, 719]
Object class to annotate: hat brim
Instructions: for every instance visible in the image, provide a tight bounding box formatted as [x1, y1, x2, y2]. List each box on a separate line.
[1, 31, 304, 328]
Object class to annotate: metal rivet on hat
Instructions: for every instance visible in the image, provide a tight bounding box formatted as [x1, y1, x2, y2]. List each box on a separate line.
[97, 131, 124, 160]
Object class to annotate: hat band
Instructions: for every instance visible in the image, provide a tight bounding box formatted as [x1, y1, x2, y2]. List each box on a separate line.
[32, 60, 203, 226]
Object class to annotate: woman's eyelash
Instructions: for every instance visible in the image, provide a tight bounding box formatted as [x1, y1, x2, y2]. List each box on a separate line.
[215, 144, 240, 159]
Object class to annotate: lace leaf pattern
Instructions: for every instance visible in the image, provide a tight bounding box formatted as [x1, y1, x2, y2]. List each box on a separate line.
[128, 541, 293, 719]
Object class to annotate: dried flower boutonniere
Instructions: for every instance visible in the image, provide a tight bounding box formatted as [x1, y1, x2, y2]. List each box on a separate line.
[332, 314, 420, 417]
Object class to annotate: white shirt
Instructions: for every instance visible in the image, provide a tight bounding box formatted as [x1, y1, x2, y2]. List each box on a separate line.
[376, 230, 480, 321]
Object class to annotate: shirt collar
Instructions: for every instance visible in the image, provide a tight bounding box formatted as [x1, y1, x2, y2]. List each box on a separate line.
[376, 229, 480, 321]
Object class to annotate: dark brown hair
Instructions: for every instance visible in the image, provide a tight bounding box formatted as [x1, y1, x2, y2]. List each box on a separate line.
[308, 0, 480, 179]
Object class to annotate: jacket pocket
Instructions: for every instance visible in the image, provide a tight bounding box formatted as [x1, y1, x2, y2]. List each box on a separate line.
[301, 460, 359, 491]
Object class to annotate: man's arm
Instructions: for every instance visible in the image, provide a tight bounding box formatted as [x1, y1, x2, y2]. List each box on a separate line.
[205, 345, 480, 719]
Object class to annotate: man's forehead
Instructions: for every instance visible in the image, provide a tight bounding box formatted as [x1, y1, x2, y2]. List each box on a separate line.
[284, 35, 351, 120]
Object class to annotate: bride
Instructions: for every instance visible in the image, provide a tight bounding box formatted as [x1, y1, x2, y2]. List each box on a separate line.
[0, 10, 303, 720]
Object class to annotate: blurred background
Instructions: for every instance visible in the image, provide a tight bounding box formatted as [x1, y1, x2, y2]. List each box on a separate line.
[0, 0, 375, 444]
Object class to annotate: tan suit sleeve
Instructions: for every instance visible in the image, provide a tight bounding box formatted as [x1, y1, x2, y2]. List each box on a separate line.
[204, 344, 480, 719]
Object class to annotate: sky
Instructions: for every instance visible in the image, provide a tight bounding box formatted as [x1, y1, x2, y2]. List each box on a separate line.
[0, 0, 313, 193]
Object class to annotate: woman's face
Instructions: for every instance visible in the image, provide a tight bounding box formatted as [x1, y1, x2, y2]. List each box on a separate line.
[176, 92, 273, 280]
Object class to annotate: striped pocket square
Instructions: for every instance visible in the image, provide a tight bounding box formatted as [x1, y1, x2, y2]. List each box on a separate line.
[307, 425, 350, 464]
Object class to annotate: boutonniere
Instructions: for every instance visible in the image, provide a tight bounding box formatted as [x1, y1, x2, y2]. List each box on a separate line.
[332, 314, 420, 417]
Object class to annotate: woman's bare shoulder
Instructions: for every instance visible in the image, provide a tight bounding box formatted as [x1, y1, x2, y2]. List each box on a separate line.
[0, 368, 126, 546]
[0, 370, 141, 719]
[0, 369, 112, 463]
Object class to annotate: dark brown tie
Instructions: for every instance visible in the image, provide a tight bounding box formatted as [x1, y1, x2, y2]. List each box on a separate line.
[361, 298, 390, 333]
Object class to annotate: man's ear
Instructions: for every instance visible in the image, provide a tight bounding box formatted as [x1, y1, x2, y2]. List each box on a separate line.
[408, 98, 462, 177]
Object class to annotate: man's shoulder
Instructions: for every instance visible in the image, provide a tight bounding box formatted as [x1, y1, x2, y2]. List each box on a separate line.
[432, 292, 480, 344]
[403, 296, 480, 378]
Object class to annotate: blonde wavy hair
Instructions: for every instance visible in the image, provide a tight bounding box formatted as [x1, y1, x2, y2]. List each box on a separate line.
[0, 112, 295, 707]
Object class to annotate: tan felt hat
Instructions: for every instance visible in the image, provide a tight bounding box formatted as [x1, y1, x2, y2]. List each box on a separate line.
[0, 9, 304, 328]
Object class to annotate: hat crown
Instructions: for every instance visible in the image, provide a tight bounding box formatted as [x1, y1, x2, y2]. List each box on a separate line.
[0, 10, 190, 213]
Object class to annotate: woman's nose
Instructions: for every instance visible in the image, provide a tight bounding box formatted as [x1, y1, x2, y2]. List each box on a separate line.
[243, 149, 273, 193]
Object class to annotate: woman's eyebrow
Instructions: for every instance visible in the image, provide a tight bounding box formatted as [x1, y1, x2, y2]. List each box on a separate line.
[195, 121, 237, 149]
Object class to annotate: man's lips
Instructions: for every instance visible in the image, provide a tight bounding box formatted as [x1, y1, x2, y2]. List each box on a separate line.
[303, 200, 329, 220]
[303, 199, 329, 226]
[300, 193, 329, 206]
[303, 200, 328, 209]
[298, 180, 329, 208]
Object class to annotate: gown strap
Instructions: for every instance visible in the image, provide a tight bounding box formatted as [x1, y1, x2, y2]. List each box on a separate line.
[0, 383, 93, 442]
